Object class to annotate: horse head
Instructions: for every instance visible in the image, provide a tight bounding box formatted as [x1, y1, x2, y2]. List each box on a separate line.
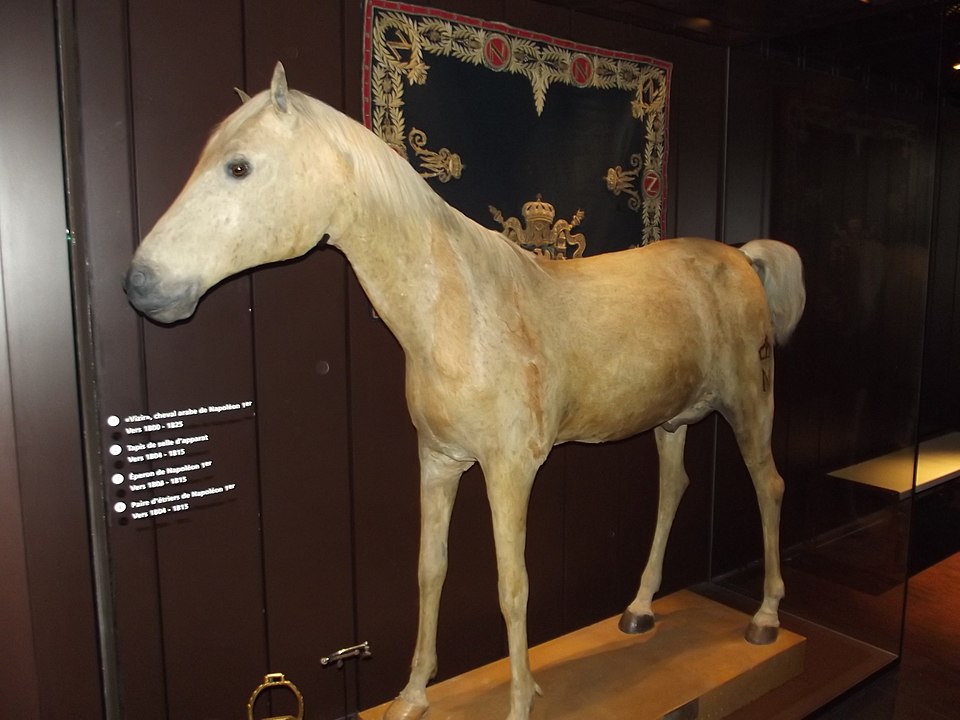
[124, 63, 349, 323]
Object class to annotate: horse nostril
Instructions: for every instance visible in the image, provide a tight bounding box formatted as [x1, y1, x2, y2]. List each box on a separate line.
[124, 263, 156, 297]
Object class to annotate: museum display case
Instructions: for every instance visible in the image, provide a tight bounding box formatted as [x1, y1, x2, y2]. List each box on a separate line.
[706, 2, 950, 714]
[2, 1, 959, 718]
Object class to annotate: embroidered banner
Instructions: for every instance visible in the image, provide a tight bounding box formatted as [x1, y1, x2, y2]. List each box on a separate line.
[362, 0, 671, 253]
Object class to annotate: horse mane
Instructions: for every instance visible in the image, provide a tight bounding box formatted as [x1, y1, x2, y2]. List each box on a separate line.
[288, 90, 546, 285]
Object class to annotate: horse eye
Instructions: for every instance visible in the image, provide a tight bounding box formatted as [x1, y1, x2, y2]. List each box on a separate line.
[226, 159, 251, 179]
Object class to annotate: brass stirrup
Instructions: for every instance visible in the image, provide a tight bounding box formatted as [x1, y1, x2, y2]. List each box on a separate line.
[247, 672, 304, 720]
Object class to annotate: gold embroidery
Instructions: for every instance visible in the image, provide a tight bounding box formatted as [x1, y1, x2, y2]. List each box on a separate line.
[605, 153, 643, 211]
[605, 147, 663, 245]
[601, 63, 668, 244]
[370, 10, 669, 119]
[408, 128, 463, 182]
[631, 66, 669, 119]
[489, 195, 586, 260]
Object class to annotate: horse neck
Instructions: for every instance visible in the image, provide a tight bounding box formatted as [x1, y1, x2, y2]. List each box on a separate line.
[322, 120, 532, 355]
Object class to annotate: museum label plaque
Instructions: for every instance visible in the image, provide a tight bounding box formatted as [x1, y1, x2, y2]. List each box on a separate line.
[105, 399, 255, 524]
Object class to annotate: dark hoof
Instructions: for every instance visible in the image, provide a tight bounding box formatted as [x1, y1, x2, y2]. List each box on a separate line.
[619, 610, 655, 634]
[745, 621, 779, 645]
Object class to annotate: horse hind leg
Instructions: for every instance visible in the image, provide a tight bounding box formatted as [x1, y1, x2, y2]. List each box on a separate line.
[727, 402, 786, 646]
[385, 446, 471, 720]
[620, 424, 689, 634]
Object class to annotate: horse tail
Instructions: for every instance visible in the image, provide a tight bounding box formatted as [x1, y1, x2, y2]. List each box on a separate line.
[740, 239, 806, 345]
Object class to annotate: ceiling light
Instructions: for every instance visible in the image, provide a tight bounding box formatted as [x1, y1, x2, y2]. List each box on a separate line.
[678, 17, 713, 32]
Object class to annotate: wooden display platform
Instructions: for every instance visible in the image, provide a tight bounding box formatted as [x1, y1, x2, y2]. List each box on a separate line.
[360, 591, 805, 720]
[829, 431, 960, 498]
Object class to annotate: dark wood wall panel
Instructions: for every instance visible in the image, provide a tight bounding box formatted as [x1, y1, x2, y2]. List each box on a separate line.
[0, 38, 43, 706]
[0, 0, 44, 706]
[125, 0, 267, 715]
[346, 277, 428, 708]
[723, 54, 774, 245]
[72, 0, 363, 716]
[244, 2, 358, 717]
[0, 323, 39, 715]
[0, 0, 103, 717]
[250, 249, 357, 718]
[562, 438, 656, 631]
[73, 0, 167, 713]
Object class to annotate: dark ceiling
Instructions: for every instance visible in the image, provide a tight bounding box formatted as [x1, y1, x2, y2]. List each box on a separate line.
[538, 0, 957, 95]
[536, 0, 940, 45]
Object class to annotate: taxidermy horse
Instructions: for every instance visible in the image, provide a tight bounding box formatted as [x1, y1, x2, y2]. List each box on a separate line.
[125, 63, 805, 720]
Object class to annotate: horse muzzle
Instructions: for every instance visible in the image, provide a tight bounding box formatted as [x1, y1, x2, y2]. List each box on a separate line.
[123, 261, 202, 323]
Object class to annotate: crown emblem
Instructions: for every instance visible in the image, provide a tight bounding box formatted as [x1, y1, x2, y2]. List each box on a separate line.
[521, 195, 556, 225]
[489, 195, 586, 260]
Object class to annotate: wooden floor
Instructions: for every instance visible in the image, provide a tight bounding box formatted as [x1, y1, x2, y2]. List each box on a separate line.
[811, 552, 960, 720]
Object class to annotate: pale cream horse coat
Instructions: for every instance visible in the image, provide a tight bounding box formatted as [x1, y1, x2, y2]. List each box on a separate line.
[125, 64, 805, 720]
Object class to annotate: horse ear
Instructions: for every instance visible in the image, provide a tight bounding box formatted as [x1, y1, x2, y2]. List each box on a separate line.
[270, 61, 289, 113]
[234, 87, 251, 104]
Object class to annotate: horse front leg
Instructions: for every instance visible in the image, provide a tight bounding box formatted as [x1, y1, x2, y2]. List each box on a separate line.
[385, 446, 472, 720]
[621, 424, 689, 634]
[484, 459, 542, 720]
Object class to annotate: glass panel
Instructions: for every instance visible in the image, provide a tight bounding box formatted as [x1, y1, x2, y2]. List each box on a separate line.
[904, 18, 960, 719]
[714, 0, 942, 689]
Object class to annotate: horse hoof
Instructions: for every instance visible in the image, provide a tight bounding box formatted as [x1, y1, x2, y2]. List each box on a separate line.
[618, 610, 655, 634]
[744, 621, 779, 645]
[383, 696, 429, 720]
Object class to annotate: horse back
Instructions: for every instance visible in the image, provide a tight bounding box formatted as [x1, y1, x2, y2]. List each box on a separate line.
[540, 238, 771, 443]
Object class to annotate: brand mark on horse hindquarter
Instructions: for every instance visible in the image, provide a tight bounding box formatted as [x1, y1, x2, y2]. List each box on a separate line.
[759, 338, 772, 392]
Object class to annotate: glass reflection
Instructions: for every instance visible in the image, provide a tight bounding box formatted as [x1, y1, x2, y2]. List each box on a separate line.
[716, 1, 945, 663]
